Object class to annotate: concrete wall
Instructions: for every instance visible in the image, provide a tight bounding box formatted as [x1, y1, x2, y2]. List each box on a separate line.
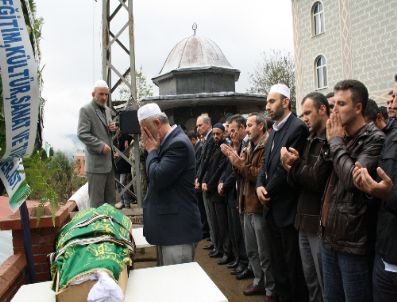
[157, 71, 237, 95]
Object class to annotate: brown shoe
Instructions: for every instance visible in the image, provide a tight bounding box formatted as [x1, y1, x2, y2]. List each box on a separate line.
[243, 284, 266, 296]
[264, 295, 278, 302]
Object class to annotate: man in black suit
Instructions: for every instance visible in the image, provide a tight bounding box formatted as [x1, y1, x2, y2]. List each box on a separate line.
[138, 103, 202, 266]
[256, 84, 309, 302]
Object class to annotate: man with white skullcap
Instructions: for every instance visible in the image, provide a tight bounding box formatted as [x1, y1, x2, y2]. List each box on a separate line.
[137, 103, 202, 266]
[77, 80, 118, 207]
[256, 83, 309, 301]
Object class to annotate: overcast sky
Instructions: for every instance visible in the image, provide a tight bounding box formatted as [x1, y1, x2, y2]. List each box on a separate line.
[35, 0, 294, 153]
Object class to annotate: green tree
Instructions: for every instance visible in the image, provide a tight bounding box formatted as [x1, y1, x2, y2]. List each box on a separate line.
[118, 67, 154, 102]
[248, 50, 296, 113]
[23, 150, 86, 218]
[23, 150, 58, 221]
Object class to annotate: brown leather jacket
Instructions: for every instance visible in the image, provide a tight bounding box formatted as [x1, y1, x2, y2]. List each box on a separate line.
[321, 122, 385, 255]
[288, 129, 332, 234]
[235, 134, 268, 214]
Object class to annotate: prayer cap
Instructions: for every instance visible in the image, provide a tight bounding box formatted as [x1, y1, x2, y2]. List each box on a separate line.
[137, 103, 162, 122]
[269, 83, 290, 99]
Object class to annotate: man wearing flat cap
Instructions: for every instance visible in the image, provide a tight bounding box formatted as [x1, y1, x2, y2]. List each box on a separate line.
[138, 103, 202, 265]
[256, 84, 309, 302]
[78, 80, 118, 207]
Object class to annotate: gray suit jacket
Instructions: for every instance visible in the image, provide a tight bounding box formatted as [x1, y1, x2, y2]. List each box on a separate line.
[77, 100, 113, 174]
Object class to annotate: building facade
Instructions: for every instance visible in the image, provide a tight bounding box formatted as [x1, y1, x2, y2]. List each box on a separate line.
[292, 0, 397, 112]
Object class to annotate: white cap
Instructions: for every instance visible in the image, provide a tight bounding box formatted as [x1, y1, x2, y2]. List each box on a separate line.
[94, 80, 109, 89]
[137, 103, 162, 122]
[269, 83, 290, 99]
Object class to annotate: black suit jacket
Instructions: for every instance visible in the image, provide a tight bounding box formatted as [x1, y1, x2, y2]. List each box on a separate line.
[257, 114, 309, 227]
[143, 126, 202, 245]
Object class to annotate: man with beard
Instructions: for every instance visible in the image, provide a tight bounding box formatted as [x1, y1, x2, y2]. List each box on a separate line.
[321, 80, 384, 301]
[281, 92, 332, 302]
[256, 84, 309, 302]
[219, 115, 251, 275]
[202, 123, 230, 261]
[223, 113, 276, 300]
[352, 74, 397, 302]
[138, 103, 202, 265]
[78, 80, 118, 207]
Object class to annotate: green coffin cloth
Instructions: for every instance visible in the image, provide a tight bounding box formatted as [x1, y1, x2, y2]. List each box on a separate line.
[50, 203, 135, 292]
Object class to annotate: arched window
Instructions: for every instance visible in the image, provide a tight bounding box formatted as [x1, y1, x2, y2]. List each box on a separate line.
[315, 55, 327, 89]
[312, 2, 324, 35]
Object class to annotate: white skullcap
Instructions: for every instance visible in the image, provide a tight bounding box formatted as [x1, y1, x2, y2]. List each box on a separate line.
[94, 80, 109, 89]
[269, 83, 290, 99]
[137, 103, 162, 122]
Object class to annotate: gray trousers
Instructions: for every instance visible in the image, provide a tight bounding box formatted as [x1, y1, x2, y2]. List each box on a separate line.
[299, 231, 323, 302]
[87, 170, 116, 208]
[203, 192, 217, 246]
[158, 243, 196, 266]
[244, 213, 275, 296]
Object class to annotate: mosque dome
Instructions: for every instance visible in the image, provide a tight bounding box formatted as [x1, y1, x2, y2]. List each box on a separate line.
[158, 35, 235, 76]
[152, 26, 240, 95]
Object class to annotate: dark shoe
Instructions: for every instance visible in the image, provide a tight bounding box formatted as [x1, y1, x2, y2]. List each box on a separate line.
[264, 295, 278, 302]
[203, 244, 214, 250]
[227, 260, 239, 269]
[217, 255, 234, 265]
[236, 269, 254, 280]
[243, 284, 266, 296]
[231, 264, 245, 275]
[208, 250, 222, 258]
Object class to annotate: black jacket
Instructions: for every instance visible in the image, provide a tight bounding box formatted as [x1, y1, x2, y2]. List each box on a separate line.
[203, 141, 228, 199]
[196, 133, 216, 183]
[321, 122, 385, 255]
[376, 119, 397, 264]
[220, 162, 238, 207]
[288, 129, 332, 234]
[257, 114, 309, 227]
[143, 126, 202, 245]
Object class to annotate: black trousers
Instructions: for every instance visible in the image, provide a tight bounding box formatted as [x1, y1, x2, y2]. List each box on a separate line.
[226, 199, 248, 265]
[373, 254, 397, 302]
[267, 218, 308, 302]
[213, 200, 231, 256]
[196, 191, 209, 237]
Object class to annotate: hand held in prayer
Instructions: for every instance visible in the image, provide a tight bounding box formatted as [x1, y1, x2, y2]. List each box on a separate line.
[280, 147, 299, 172]
[256, 186, 271, 205]
[220, 143, 232, 156]
[359, 166, 393, 200]
[102, 144, 111, 155]
[141, 126, 160, 153]
[352, 161, 364, 188]
[326, 113, 344, 141]
[194, 178, 201, 191]
[218, 183, 224, 195]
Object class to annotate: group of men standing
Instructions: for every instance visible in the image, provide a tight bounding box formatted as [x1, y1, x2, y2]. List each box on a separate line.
[78, 75, 397, 302]
[193, 78, 397, 302]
